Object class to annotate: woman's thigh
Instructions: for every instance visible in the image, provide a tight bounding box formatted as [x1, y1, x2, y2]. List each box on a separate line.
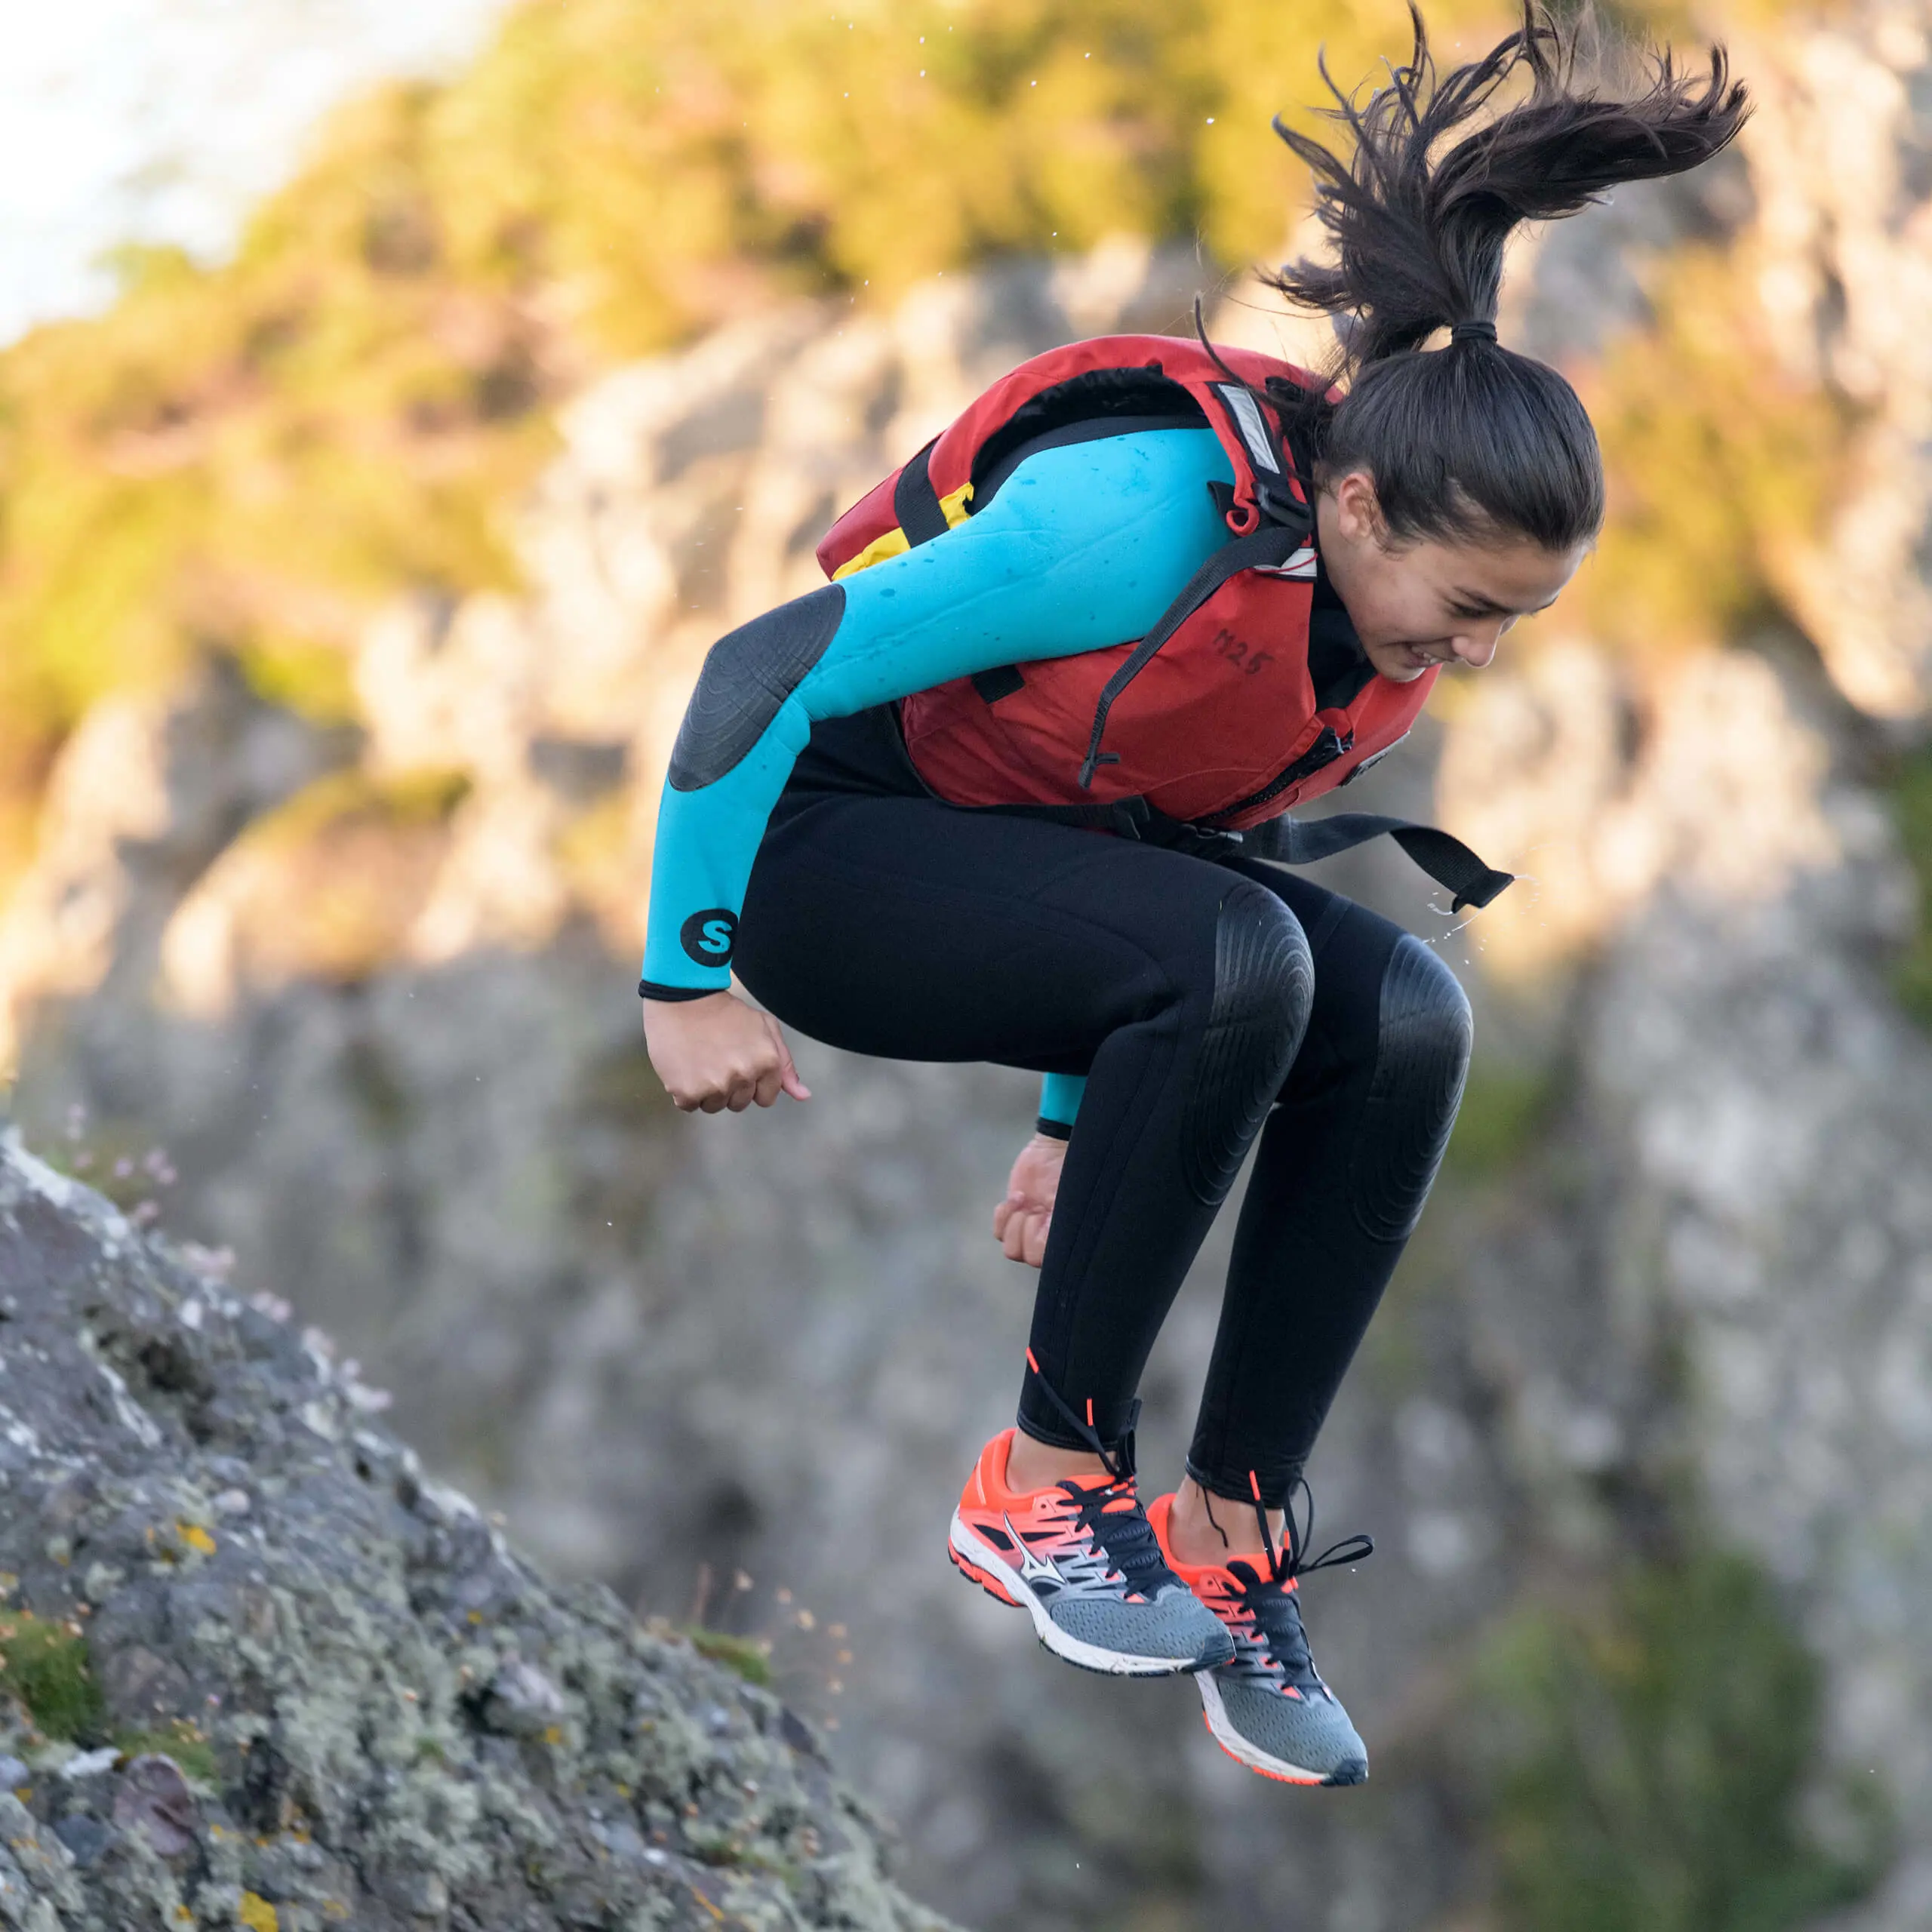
[734, 792, 1244, 1072]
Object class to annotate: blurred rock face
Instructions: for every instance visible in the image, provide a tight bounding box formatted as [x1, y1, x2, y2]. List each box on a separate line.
[1740, 2, 1932, 715]
[6, 8, 1932, 1918]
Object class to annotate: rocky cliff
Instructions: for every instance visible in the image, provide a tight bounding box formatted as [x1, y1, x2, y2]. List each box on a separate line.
[0, 1129, 956, 1931]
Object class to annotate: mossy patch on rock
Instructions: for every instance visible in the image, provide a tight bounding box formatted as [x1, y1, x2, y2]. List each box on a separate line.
[0, 1607, 107, 1745]
[686, 1627, 775, 1689]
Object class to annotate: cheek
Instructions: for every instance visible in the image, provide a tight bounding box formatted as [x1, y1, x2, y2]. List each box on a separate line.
[1358, 577, 1438, 645]
[1340, 568, 1394, 640]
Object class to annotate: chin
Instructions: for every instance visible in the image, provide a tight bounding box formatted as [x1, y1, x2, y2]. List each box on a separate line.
[1368, 651, 1430, 684]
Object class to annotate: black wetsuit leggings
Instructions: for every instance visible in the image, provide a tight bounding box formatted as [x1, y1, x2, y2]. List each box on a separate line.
[734, 709, 1472, 1508]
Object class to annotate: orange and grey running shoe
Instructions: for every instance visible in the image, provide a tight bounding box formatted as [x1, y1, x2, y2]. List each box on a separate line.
[949, 1425, 1235, 1677]
[1149, 1481, 1372, 1786]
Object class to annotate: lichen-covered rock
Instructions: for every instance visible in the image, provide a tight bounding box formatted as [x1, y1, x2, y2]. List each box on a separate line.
[0, 1133, 961, 1931]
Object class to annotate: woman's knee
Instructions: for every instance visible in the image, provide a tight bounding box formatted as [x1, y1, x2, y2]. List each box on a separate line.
[1181, 883, 1314, 1206]
[1352, 932, 1473, 1241]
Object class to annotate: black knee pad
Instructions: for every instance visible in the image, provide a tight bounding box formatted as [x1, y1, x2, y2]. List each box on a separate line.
[1183, 884, 1313, 1206]
[1352, 933, 1472, 1241]
[669, 583, 846, 790]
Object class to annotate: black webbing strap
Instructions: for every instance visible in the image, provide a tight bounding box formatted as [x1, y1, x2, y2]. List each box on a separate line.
[971, 795, 1513, 912]
[1078, 521, 1309, 789]
[893, 440, 951, 546]
[970, 664, 1026, 705]
[1242, 813, 1515, 913]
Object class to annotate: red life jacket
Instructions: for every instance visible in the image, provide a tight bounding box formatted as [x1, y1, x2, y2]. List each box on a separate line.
[816, 334, 1512, 910]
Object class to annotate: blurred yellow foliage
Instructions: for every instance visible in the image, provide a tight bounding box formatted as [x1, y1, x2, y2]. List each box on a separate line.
[1573, 248, 1851, 666]
[0, 0, 1849, 901]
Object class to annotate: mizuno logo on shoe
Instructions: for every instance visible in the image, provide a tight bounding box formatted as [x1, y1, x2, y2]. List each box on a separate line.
[1005, 1515, 1064, 1585]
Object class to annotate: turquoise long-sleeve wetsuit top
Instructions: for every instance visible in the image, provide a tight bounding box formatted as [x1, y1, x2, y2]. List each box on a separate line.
[641, 426, 1238, 1131]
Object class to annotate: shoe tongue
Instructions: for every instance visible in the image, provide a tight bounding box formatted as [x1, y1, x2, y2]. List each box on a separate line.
[1064, 1473, 1137, 1513]
[1229, 1557, 1297, 1595]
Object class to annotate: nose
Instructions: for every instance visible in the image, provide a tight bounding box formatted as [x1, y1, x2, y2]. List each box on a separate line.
[1449, 616, 1511, 669]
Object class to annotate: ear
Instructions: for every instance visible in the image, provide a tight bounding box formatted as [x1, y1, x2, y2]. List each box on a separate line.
[1331, 469, 1388, 547]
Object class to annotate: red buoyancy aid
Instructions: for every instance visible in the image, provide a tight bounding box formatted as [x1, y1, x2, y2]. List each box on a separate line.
[815, 334, 1513, 910]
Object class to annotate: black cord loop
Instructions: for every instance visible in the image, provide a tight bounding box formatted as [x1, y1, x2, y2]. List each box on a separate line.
[1249, 1472, 1375, 1587]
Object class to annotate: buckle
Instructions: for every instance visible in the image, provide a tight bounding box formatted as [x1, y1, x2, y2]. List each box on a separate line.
[1253, 476, 1311, 532]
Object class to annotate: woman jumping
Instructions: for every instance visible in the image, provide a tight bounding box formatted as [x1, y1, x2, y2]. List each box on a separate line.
[639, 8, 1747, 1787]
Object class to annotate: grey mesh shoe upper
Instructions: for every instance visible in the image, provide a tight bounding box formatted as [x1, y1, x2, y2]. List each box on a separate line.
[1204, 1568, 1368, 1783]
[1161, 1480, 1375, 1783]
[1021, 1481, 1235, 1669]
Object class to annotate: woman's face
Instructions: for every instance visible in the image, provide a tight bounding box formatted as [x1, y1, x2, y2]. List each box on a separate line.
[1315, 469, 1588, 684]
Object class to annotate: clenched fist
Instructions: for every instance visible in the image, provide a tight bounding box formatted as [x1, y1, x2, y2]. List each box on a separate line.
[642, 989, 811, 1113]
[993, 1132, 1065, 1268]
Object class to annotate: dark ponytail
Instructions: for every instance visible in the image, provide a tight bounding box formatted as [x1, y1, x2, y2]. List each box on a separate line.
[1262, 5, 1750, 552]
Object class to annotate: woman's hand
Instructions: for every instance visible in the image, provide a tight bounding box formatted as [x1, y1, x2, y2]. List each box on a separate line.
[642, 990, 811, 1113]
[993, 1132, 1065, 1268]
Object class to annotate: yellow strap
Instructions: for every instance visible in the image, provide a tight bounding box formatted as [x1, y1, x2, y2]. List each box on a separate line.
[831, 480, 974, 580]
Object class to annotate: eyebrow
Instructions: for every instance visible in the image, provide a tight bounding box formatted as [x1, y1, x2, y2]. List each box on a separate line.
[1447, 587, 1564, 618]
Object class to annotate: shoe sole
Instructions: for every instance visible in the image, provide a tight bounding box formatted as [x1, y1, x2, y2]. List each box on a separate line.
[947, 1510, 1222, 1678]
[1196, 1674, 1368, 1786]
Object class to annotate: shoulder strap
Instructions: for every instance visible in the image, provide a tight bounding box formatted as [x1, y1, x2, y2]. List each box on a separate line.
[1077, 519, 1309, 789]
[893, 439, 951, 546]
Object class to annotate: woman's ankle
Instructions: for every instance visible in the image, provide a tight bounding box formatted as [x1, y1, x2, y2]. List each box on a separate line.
[1004, 1429, 1112, 1494]
[1164, 1477, 1284, 1569]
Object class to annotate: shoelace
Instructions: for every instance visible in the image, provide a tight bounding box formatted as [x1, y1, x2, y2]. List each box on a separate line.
[1228, 1474, 1375, 1689]
[1022, 1347, 1140, 1481]
[1022, 1351, 1174, 1595]
[1062, 1479, 1174, 1597]
[1247, 1473, 1374, 1592]
[1223, 1564, 1317, 1685]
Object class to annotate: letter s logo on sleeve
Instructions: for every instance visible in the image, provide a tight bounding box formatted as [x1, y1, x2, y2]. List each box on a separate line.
[680, 909, 740, 966]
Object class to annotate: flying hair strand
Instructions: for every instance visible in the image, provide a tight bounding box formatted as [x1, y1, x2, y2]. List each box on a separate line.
[1267, 2, 1752, 369]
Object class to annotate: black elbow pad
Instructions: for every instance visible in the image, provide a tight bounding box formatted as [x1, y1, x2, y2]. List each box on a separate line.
[668, 583, 846, 791]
